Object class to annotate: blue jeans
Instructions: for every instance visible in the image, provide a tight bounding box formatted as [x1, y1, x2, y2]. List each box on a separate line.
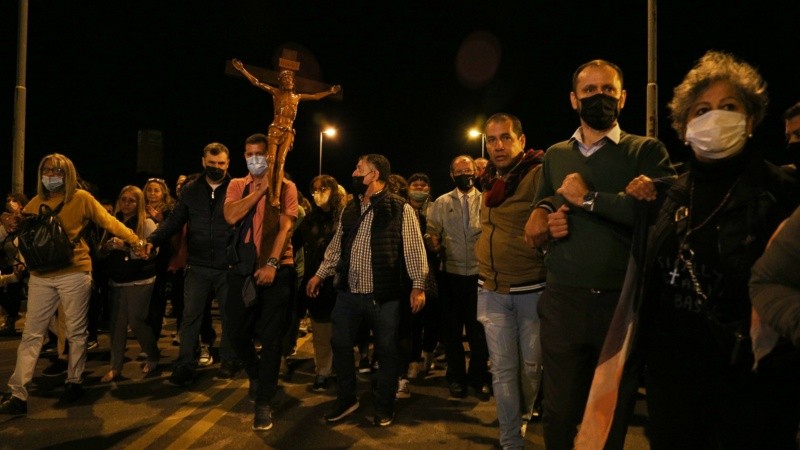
[477, 287, 543, 450]
[176, 265, 232, 369]
[331, 291, 400, 416]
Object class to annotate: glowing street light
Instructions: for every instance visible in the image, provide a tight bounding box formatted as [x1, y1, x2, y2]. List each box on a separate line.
[468, 128, 485, 159]
[319, 127, 337, 176]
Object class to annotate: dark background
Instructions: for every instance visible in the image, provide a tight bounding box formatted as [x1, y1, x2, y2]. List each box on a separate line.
[2, 1, 799, 201]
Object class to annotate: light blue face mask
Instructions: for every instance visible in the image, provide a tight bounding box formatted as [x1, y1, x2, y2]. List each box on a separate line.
[42, 175, 64, 192]
[246, 155, 268, 176]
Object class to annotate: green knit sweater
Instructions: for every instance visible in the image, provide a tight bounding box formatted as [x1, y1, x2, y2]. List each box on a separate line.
[533, 132, 674, 289]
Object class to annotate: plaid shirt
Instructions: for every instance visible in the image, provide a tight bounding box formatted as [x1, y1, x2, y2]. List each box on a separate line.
[316, 196, 428, 293]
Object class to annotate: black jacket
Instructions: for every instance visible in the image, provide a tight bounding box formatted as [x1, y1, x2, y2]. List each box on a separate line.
[148, 175, 232, 270]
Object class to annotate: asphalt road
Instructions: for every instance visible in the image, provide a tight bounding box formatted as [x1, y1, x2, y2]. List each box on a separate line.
[0, 304, 651, 449]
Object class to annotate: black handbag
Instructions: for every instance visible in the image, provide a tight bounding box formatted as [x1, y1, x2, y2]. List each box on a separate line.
[17, 202, 80, 272]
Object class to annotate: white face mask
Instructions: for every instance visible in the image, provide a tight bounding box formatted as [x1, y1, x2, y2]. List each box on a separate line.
[246, 155, 268, 176]
[685, 109, 748, 160]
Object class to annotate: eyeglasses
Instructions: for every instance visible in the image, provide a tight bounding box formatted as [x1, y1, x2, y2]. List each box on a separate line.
[42, 167, 65, 175]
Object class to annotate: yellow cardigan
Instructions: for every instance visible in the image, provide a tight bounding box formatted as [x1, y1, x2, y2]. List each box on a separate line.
[22, 189, 139, 276]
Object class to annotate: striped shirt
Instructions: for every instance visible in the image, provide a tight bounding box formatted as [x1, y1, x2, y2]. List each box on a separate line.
[316, 197, 428, 293]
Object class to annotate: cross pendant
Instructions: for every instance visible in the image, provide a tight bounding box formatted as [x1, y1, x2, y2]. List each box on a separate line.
[669, 266, 681, 285]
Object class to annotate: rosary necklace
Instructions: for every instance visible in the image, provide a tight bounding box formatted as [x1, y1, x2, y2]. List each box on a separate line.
[670, 175, 742, 307]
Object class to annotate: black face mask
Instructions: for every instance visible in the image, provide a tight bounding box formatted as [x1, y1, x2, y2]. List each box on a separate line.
[205, 166, 225, 182]
[788, 141, 800, 167]
[579, 93, 620, 131]
[453, 174, 475, 191]
[351, 176, 368, 196]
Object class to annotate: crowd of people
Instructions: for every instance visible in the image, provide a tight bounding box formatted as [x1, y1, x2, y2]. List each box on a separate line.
[1, 50, 799, 449]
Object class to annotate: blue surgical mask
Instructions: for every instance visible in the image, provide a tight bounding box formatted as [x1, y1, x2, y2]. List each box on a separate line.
[246, 155, 268, 176]
[42, 175, 64, 192]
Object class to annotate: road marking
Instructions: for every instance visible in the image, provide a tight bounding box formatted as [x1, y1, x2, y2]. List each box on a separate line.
[127, 332, 314, 448]
[165, 379, 248, 450]
[126, 380, 238, 449]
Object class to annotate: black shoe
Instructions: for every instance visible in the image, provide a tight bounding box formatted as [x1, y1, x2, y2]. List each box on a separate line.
[324, 399, 359, 423]
[168, 366, 195, 387]
[0, 393, 27, 415]
[252, 404, 273, 431]
[374, 411, 395, 427]
[311, 375, 328, 392]
[475, 383, 492, 402]
[0, 325, 19, 337]
[357, 357, 371, 374]
[248, 378, 259, 402]
[216, 361, 242, 380]
[60, 383, 83, 403]
[42, 359, 68, 377]
[448, 382, 467, 399]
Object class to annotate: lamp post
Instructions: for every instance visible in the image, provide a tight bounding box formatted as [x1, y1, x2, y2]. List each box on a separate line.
[319, 127, 337, 176]
[468, 128, 485, 159]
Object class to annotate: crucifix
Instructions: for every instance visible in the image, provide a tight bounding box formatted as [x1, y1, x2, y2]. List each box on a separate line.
[227, 49, 342, 207]
[669, 265, 681, 285]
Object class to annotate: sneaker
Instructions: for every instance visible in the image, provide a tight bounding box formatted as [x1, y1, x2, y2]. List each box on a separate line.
[86, 340, 99, 351]
[357, 356, 371, 374]
[168, 365, 195, 387]
[474, 383, 492, 402]
[396, 378, 410, 399]
[252, 404, 273, 431]
[198, 345, 213, 367]
[0, 394, 26, 415]
[448, 382, 467, 399]
[324, 399, 360, 423]
[60, 382, 83, 403]
[42, 359, 68, 377]
[374, 411, 395, 427]
[311, 375, 328, 392]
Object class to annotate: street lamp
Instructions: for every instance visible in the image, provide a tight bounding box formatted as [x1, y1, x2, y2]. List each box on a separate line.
[468, 128, 485, 159]
[319, 127, 337, 176]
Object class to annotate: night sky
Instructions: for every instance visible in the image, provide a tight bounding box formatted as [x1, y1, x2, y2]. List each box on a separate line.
[2, 1, 799, 201]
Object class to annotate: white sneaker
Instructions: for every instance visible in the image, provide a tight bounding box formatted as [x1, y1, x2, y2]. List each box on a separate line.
[199, 344, 213, 367]
[396, 378, 410, 399]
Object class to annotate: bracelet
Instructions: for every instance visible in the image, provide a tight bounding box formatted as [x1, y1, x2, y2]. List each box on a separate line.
[266, 257, 279, 269]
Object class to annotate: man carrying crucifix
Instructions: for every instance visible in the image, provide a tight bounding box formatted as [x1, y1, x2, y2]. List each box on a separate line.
[232, 58, 341, 207]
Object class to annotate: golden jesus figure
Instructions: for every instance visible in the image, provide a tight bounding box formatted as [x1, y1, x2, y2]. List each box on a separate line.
[232, 58, 341, 206]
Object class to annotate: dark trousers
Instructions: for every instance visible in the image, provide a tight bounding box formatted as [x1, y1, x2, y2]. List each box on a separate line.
[331, 291, 400, 416]
[647, 329, 800, 450]
[226, 266, 294, 406]
[539, 283, 631, 450]
[441, 273, 489, 387]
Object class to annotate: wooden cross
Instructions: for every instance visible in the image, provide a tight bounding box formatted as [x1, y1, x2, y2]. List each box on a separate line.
[224, 48, 343, 100]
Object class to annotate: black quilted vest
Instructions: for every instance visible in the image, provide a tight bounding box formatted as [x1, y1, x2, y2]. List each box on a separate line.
[336, 191, 409, 302]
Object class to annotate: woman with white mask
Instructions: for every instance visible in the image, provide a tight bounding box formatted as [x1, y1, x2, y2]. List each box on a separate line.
[619, 51, 800, 449]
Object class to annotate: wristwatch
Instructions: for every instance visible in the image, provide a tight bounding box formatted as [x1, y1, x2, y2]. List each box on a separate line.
[266, 257, 279, 269]
[582, 191, 598, 212]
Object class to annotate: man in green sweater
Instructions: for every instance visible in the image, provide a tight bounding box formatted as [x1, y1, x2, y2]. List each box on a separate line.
[524, 60, 674, 450]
